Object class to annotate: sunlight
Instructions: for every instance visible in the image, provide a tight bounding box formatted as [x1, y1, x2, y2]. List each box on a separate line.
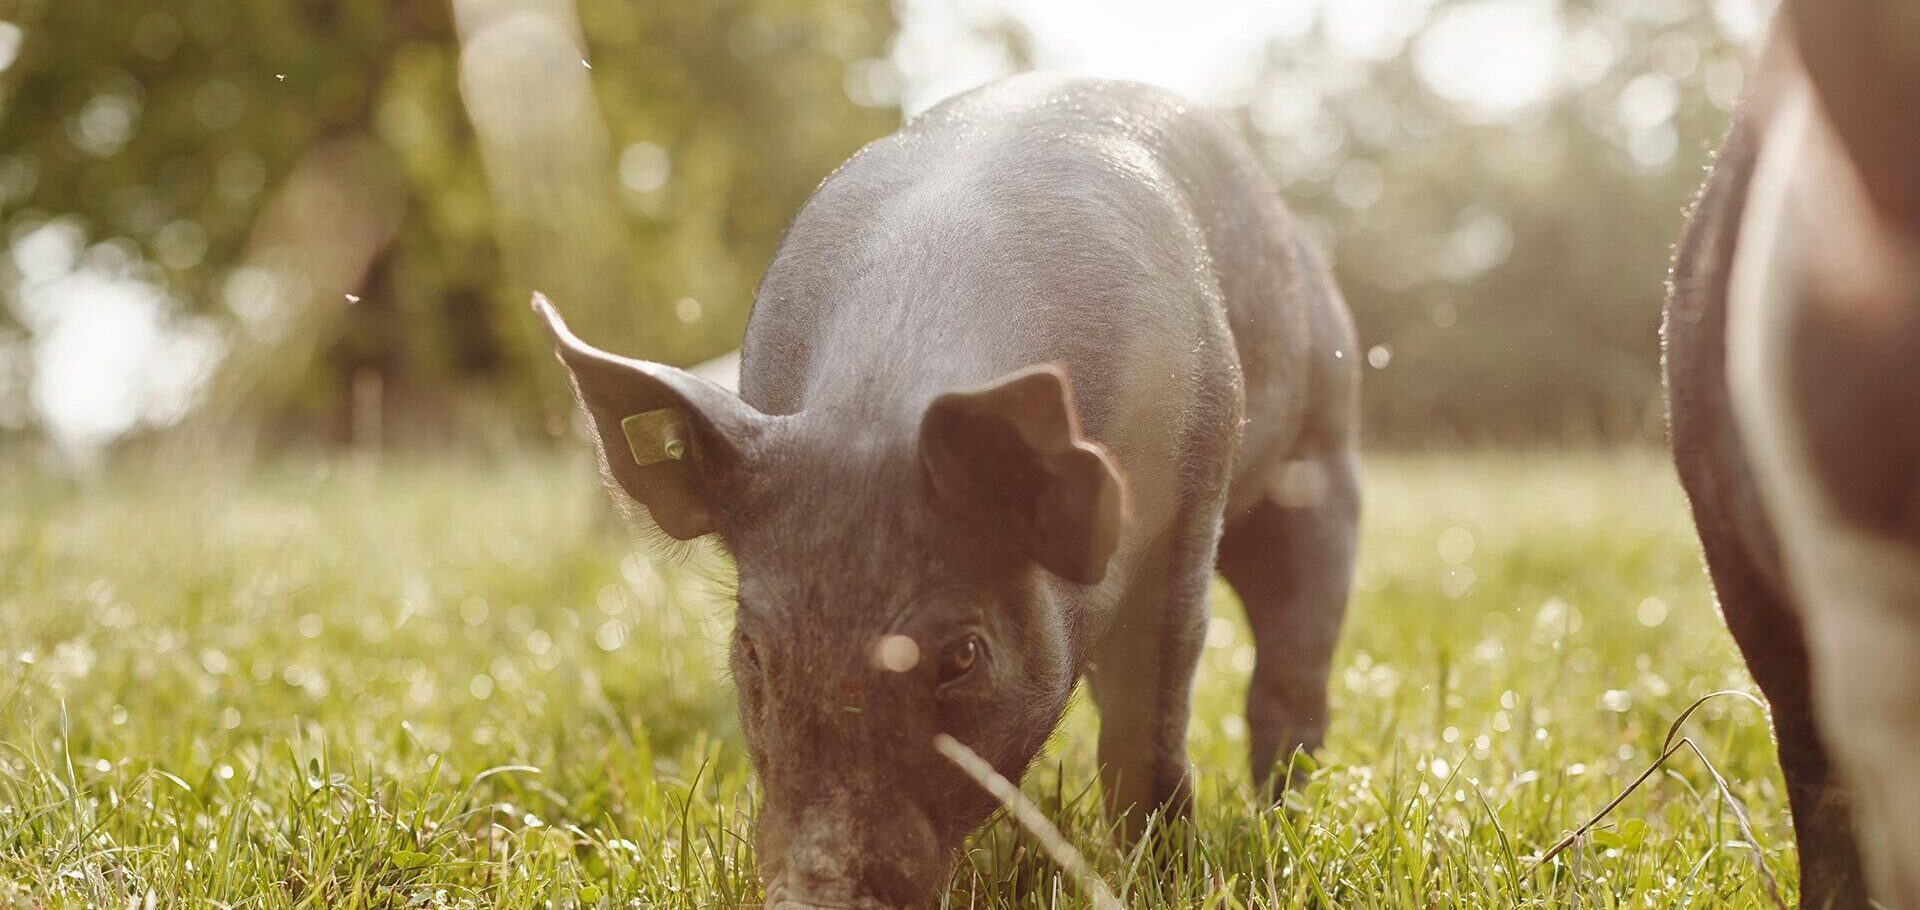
[894, 0, 1563, 115]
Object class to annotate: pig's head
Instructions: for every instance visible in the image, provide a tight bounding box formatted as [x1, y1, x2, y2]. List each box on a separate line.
[533, 295, 1125, 908]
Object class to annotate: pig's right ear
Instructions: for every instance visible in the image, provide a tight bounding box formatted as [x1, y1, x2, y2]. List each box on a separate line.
[920, 364, 1127, 585]
[532, 293, 763, 540]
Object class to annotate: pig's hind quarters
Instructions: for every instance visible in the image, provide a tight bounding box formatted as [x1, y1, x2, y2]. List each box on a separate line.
[1216, 305, 1362, 795]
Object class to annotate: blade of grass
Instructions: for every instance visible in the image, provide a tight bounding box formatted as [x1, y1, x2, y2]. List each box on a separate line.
[1527, 690, 1783, 910]
[933, 734, 1121, 910]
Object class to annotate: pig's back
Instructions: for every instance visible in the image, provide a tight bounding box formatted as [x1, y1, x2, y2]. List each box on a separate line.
[741, 75, 1346, 529]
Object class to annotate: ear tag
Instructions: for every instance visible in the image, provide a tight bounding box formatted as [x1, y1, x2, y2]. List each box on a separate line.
[620, 408, 687, 466]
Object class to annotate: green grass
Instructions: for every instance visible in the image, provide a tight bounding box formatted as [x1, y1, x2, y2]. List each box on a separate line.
[0, 451, 1794, 908]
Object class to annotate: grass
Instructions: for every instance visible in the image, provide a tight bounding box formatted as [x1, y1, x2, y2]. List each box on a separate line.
[0, 450, 1795, 908]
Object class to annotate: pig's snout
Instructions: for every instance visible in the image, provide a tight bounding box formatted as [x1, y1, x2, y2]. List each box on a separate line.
[765, 900, 883, 910]
[761, 877, 916, 910]
[765, 900, 893, 910]
[758, 792, 947, 910]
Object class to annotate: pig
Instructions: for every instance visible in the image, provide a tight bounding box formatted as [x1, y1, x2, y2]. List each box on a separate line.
[1665, 3, 1920, 906]
[536, 74, 1360, 909]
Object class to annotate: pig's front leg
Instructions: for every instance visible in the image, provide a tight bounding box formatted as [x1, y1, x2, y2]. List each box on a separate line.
[1086, 515, 1219, 838]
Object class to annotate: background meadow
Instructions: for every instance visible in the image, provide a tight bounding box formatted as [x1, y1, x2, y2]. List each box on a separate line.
[1, 454, 1789, 907]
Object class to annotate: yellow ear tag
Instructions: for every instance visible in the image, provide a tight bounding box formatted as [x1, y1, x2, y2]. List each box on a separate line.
[620, 408, 687, 466]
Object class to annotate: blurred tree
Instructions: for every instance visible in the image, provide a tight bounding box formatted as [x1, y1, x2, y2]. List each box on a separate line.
[0, 0, 431, 450]
[1, 0, 1753, 452]
[0, 0, 898, 451]
[1237, 0, 1748, 444]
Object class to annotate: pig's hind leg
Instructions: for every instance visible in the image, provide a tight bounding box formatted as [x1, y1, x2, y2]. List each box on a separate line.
[1799, 555, 1920, 908]
[1217, 445, 1359, 794]
[1683, 506, 1866, 910]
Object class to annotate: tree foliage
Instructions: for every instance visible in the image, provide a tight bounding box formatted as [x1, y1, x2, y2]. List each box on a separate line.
[2, 0, 1749, 451]
[0, 0, 897, 448]
[1237, 0, 1748, 443]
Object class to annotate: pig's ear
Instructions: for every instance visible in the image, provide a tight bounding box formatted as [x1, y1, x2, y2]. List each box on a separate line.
[533, 293, 763, 540]
[920, 364, 1126, 585]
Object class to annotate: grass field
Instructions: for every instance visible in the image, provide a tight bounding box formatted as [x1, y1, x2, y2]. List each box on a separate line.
[0, 452, 1796, 908]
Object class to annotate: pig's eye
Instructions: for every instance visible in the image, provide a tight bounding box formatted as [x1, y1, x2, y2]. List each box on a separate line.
[939, 636, 982, 685]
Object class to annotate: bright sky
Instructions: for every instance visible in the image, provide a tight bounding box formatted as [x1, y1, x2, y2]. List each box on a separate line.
[893, 0, 1766, 115]
[11, 218, 220, 461]
[893, 0, 1328, 112]
[891, 0, 1568, 117]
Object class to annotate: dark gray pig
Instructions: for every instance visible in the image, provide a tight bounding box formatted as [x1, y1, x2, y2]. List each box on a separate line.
[537, 74, 1359, 910]
[1666, 2, 1920, 906]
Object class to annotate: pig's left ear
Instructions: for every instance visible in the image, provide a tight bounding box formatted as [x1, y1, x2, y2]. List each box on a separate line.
[920, 364, 1127, 585]
[533, 293, 764, 540]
